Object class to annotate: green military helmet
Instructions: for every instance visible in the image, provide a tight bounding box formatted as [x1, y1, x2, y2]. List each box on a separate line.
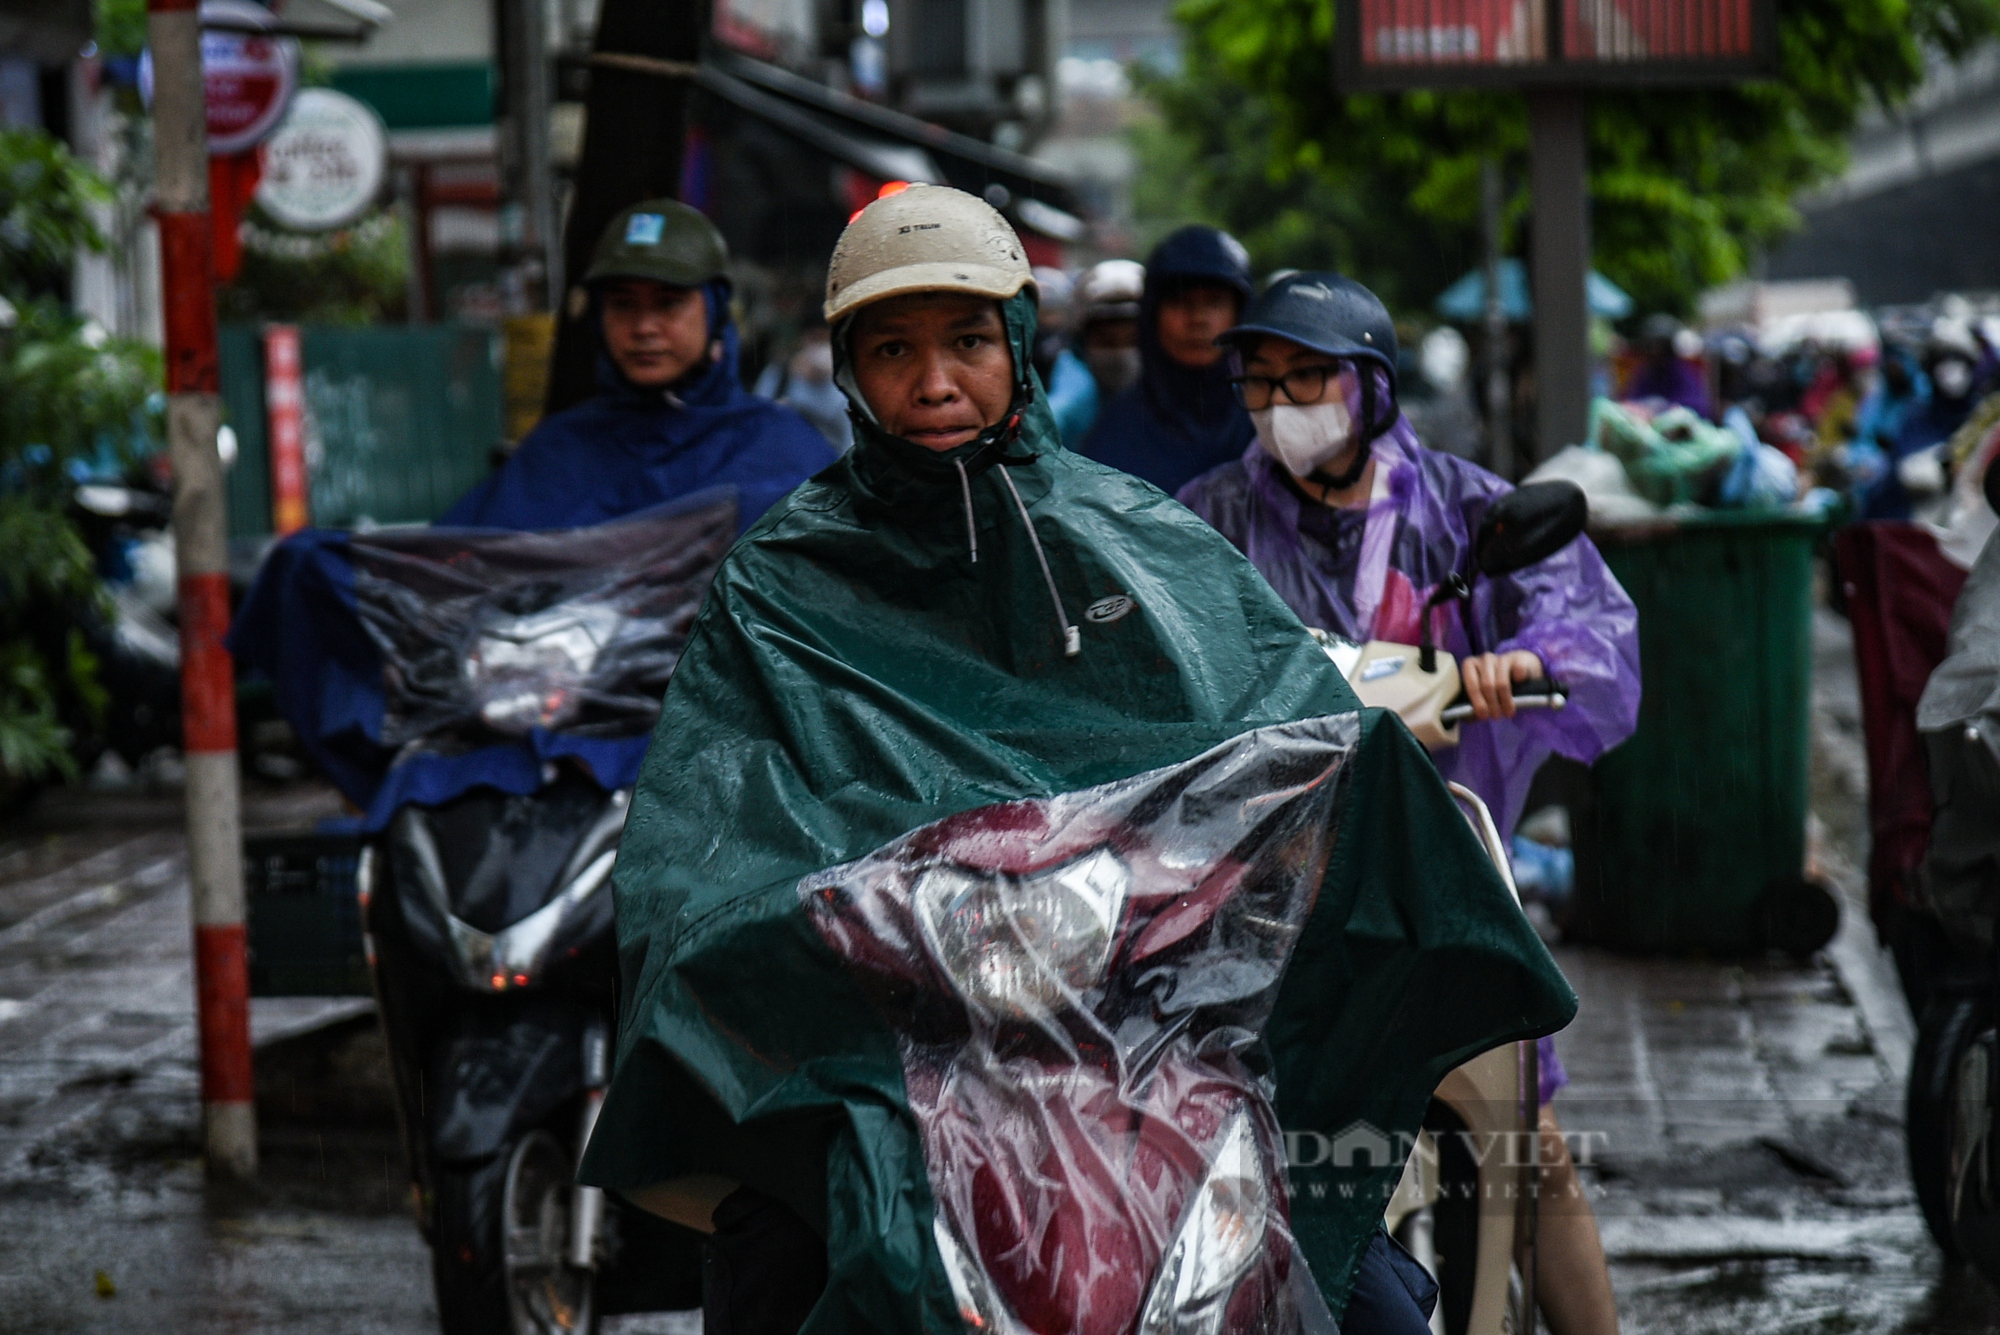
[584, 199, 730, 289]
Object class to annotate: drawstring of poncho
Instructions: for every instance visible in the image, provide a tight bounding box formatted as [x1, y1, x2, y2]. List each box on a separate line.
[953, 458, 978, 565]
[996, 465, 1081, 658]
[948, 452, 1080, 659]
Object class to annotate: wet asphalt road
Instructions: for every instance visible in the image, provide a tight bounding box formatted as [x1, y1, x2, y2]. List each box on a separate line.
[0, 605, 1994, 1332]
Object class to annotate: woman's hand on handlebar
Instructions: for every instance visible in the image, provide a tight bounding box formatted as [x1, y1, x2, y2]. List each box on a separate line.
[1461, 650, 1545, 721]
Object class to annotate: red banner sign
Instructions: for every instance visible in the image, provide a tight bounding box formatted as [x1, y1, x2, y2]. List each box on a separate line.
[1337, 0, 1772, 88]
[264, 325, 310, 535]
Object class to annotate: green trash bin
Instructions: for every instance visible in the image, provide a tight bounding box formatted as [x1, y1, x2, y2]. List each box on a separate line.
[1569, 509, 1830, 952]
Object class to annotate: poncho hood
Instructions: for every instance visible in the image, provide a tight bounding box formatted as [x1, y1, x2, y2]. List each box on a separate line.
[580, 288, 1575, 1330]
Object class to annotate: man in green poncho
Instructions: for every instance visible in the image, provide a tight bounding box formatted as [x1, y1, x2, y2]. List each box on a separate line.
[579, 185, 1575, 1335]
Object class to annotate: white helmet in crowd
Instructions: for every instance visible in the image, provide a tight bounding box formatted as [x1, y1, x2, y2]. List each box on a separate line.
[1075, 259, 1145, 328]
[824, 184, 1034, 325]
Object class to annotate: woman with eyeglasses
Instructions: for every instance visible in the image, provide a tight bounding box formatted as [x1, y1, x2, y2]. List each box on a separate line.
[1178, 272, 1639, 1335]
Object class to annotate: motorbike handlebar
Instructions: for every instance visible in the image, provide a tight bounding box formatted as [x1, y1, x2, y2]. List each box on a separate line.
[1439, 679, 1568, 725]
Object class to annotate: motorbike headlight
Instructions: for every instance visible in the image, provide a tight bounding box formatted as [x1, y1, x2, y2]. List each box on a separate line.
[1138, 1110, 1272, 1335]
[912, 847, 1129, 1018]
[465, 602, 622, 734]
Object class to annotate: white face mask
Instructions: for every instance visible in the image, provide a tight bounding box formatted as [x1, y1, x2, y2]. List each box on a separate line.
[1252, 400, 1355, 479]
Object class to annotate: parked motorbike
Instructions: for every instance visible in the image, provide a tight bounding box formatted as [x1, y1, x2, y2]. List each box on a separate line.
[68, 478, 184, 767]
[351, 497, 736, 1334]
[1904, 465, 2000, 1276]
[1315, 480, 1589, 1335]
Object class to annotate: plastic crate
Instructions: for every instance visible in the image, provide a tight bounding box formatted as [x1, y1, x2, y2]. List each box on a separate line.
[244, 832, 371, 997]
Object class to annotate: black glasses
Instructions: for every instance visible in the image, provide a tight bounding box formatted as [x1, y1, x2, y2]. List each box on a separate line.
[1229, 364, 1339, 410]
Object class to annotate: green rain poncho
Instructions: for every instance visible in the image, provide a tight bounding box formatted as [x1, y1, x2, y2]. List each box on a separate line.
[579, 290, 1574, 1328]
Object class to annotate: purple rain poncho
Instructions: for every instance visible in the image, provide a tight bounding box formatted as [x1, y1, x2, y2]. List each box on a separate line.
[1176, 406, 1641, 846]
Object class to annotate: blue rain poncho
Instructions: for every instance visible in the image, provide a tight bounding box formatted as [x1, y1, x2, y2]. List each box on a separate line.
[441, 301, 836, 530]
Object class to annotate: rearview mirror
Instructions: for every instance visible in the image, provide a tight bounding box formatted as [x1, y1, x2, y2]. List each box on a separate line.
[1475, 481, 1588, 578]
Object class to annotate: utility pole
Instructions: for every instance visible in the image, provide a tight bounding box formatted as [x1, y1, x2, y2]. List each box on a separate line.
[500, 0, 560, 308]
[544, 0, 704, 414]
[1481, 158, 1513, 481]
[148, 0, 257, 1180]
[1528, 89, 1590, 465]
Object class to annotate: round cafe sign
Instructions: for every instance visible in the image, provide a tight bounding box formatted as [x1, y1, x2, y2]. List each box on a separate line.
[139, 0, 300, 155]
[255, 89, 388, 231]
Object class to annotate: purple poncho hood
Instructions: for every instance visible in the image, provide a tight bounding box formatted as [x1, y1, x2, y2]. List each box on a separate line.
[1178, 422, 1641, 839]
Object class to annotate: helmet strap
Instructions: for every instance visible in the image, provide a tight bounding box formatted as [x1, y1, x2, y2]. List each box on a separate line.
[835, 300, 1039, 461]
[961, 367, 1037, 458]
[1307, 440, 1372, 493]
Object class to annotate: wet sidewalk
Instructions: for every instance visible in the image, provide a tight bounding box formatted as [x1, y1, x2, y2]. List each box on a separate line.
[1551, 608, 2000, 1334]
[0, 784, 698, 1334]
[0, 786, 428, 1333]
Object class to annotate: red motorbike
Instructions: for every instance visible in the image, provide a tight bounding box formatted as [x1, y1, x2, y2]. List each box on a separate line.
[801, 718, 1355, 1335]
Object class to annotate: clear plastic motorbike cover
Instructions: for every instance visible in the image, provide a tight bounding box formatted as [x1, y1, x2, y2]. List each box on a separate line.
[346, 494, 736, 747]
[801, 716, 1359, 1335]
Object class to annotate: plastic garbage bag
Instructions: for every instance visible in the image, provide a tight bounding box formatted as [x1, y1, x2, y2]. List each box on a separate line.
[1509, 834, 1575, 907]
[1591, 398, 1741, 506]
[1524, 444, 1662, 523]
[1718, 406, 1802, 509]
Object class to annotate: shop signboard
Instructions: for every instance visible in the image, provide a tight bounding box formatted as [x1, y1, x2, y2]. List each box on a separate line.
[140, 0, 301, 153]
[255, 88, 388, 231]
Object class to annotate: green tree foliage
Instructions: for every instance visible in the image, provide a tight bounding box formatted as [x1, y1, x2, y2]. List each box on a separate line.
[1135, 0, 2000, 316]
[0, 130, 163, 791]
[94, 0, 150, 58]
[0, 128, 113, 300]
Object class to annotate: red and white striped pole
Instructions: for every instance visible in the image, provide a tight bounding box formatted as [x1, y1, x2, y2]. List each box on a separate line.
[149, 0, 258, 1180]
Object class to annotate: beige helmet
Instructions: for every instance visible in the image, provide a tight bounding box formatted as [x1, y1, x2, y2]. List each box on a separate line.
[823, 184, 1033, 324]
